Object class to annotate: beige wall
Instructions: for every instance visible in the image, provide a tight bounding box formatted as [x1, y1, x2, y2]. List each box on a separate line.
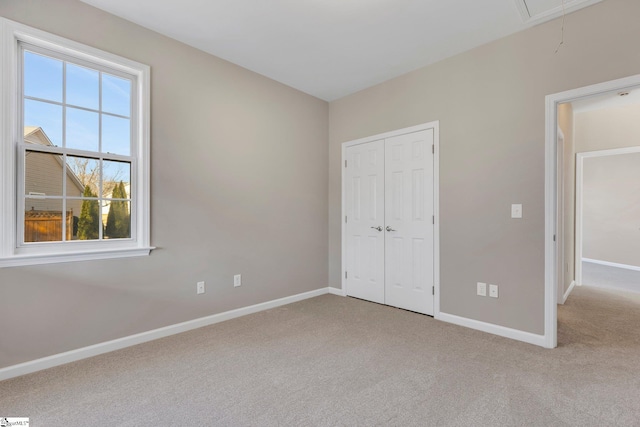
[582, 152, 640, 267]
[0, 0, 328, 368]
[329, 0, 640, 334]
[558, 103, 575, 295]
[575, 104, 640, 152]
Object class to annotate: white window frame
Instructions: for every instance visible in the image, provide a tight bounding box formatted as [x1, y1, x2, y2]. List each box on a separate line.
[0, 18, 152, 267]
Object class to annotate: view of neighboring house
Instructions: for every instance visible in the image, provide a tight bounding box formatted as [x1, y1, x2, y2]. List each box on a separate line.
[24, 126, 85, 241]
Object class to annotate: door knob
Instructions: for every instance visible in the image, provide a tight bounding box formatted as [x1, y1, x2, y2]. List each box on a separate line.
[370, 226, 383, 232]
[386, 226, 396, 232]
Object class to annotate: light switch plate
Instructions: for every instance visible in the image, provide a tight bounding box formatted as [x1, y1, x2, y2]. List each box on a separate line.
[511, 204, 522, 219]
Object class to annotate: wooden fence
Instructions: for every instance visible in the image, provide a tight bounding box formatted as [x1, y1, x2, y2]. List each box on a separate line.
[24, 210, 73, 242]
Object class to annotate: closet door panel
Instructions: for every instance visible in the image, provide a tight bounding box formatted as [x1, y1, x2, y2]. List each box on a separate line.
[384, 130, 434, 315]
[344, 140, 385, 304]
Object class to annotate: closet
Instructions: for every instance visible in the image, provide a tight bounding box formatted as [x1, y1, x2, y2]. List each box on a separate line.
[342, 125, 436, 315]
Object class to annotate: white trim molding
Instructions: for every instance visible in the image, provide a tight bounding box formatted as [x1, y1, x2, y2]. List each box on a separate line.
[514, 0, 603, 26]
[436, 312, 547, 347]
[0, 287, 332, 381]
[583, 258, 640, 272]
[545, 73, 640, 349]
[328, 286, 347, 296]
[556, 127, 566, 306]
[562, 281, 577, 304]
[0, 247, 153, 268]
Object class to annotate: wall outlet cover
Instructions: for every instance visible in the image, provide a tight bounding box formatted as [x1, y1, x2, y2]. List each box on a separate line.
[489, 284, 499, 298]
[477, 282, 487, 296]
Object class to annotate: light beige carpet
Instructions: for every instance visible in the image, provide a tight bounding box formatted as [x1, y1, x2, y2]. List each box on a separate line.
[2, 285, 640, 426]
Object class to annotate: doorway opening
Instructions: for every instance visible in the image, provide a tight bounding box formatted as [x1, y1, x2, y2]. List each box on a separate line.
[545, 74, 640, 348]
[576, 147, 640, 291]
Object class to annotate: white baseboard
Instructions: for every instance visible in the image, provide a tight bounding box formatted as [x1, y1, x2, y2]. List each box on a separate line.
[436, 312, 547, 348]
[562, 281, 576, 304]
[583, 258, 640, 272]
[1, 287, 554, 381]
[0, 287, 330, 381]
[328, 287, 346, 296]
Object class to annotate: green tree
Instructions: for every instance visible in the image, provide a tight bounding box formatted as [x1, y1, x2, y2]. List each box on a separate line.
[105, 181, 130, 239]
[77, 185, 99, 240]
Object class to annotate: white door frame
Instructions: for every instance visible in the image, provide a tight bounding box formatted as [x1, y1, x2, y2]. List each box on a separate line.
[544, 74, 640, 349]
[341, 121, 440, 315]
[575, 146, 640, 286]
[556, 127, 565, 305]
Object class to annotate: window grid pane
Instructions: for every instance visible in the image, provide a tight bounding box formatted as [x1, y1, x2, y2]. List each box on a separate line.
[23, 197, 65, 243]
[24, 51, 63, 103]
[22, 46, 134, 245]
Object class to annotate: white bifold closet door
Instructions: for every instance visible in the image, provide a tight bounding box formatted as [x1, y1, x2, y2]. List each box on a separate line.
[344, 129, 434, 315]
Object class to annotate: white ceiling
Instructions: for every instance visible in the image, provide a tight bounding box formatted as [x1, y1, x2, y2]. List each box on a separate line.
[79, 0, 602, 101]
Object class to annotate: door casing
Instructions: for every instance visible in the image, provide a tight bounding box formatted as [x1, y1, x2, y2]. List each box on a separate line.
[556, 127, 565, 305]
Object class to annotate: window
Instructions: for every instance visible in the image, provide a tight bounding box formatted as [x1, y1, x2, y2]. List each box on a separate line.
[0, 19, 151, 267]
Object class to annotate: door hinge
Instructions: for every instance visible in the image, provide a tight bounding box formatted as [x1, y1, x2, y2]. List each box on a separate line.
[432, 286, 435, 295]
[432, 145, 434, 154]
[553, 234, 556, 242]
[345, 271, 348, 279]
[432, 215, 435, 224]
[345, 216, 348, 223]
[345, 160, 347, 168]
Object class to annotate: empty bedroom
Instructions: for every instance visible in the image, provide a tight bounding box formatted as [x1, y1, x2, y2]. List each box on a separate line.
[1, 0, 639, 425]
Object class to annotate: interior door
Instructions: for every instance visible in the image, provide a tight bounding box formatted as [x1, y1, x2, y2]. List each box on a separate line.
[344, 140, 385, 304]
[384, 130, 434, 315]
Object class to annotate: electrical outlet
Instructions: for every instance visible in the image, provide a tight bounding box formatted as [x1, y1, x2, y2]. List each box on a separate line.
[477, 282, 487, 296]
[197, 281, 205, 294]
[489, 284, 499, 298]
[234, 274, 242, 287]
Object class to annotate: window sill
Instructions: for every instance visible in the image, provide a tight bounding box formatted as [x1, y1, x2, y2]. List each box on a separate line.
[0, 246, 155, 268]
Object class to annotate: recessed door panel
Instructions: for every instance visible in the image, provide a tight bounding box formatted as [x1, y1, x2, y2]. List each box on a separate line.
[412, 238, 426, 292]
[368, 175, 378, 221]
[352, 176, 361, 221]
[412, 169, 425, 221]
[389, 236, 404, 287]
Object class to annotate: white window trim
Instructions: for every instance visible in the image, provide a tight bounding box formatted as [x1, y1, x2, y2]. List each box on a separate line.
[0, 18, 153, 267]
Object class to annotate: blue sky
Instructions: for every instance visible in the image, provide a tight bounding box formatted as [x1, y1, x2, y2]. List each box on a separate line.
[24, 50, 132, 156]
